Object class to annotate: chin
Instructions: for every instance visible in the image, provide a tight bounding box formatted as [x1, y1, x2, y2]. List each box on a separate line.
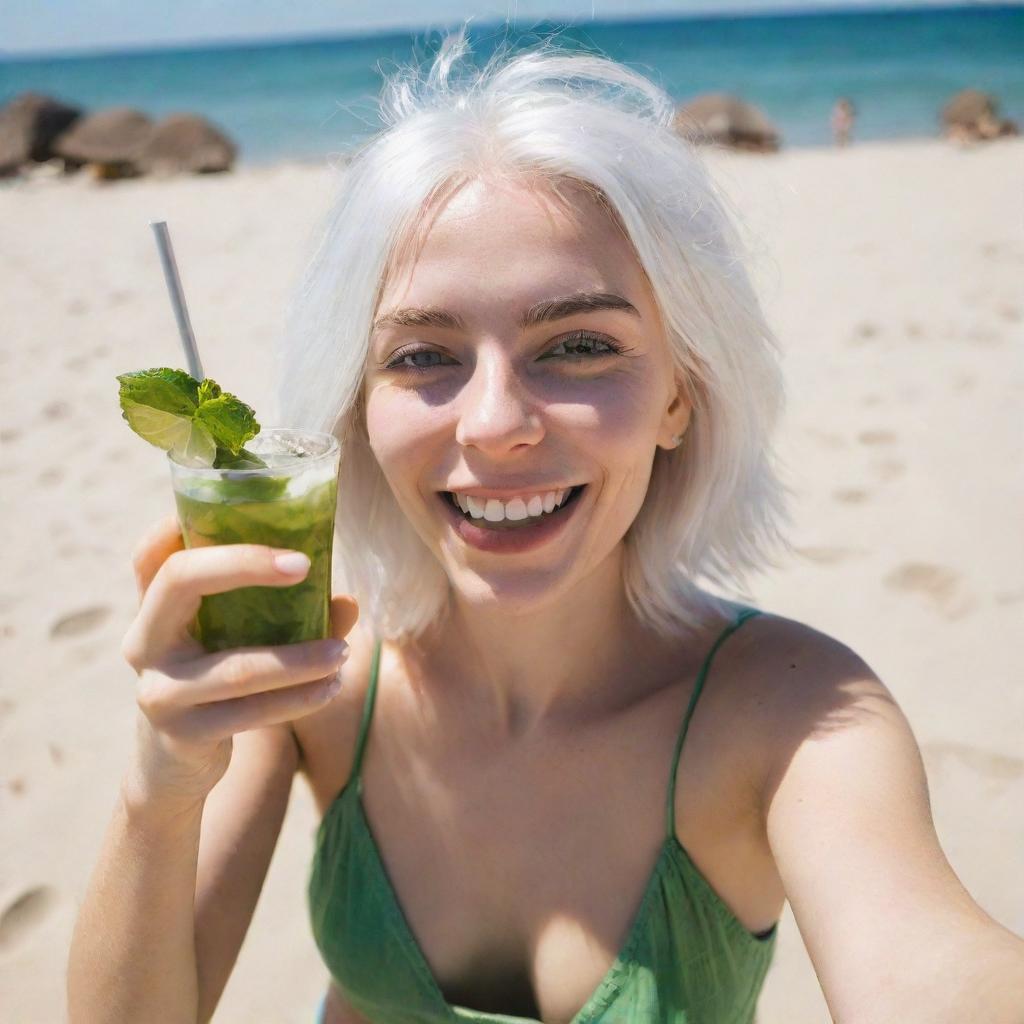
[445, 565, 577, 617]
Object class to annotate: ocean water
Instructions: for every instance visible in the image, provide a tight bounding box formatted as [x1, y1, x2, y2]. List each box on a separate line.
[2, 5, 1022, 164]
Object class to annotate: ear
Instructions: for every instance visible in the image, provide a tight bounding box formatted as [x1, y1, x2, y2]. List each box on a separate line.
[657, 374, 692, 450]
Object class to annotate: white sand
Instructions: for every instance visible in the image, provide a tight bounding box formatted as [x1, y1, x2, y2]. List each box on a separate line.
[1, 137, 1022, 1023]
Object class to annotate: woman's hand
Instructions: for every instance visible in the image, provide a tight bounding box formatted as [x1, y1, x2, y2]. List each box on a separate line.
[119, 514, 359, 811]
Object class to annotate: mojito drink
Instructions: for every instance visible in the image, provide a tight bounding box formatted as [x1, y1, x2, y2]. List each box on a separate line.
[168, 428, 340, 652]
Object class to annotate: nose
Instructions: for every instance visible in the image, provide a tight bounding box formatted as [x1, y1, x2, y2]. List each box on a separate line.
[454, 342, 544, 455]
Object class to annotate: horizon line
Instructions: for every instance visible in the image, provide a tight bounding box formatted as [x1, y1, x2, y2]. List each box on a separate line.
[0, 0, 1015, 63]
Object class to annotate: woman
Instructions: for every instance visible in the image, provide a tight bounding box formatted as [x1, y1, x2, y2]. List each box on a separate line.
[68, 39, 1024, 1024]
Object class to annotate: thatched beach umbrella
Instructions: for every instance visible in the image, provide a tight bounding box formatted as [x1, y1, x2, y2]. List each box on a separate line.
[138, 113, 237, 175]
[53, 107, 154, 178]
[0, 92, 82, 176]
[673, 93, 780, 153]
[941, 88, 1019, 142]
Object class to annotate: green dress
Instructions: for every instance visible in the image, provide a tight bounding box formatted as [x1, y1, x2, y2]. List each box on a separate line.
[309, 606, 777, 1023]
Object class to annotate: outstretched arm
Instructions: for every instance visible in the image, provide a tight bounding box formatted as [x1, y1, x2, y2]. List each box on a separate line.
[759, 623, 1024, 1023]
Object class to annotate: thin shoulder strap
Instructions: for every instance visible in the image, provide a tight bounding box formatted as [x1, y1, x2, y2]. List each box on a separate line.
[350, 636, 383, 792]
[665, 606, 762, 838]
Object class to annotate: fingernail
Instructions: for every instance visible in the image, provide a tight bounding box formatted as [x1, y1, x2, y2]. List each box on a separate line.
[326, 639, 350, 660]
[325, 673, 343, 698]
[274, 551, 310, 575]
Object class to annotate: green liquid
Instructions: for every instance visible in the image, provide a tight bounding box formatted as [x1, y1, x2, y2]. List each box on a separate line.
[173, 476, 338, 652]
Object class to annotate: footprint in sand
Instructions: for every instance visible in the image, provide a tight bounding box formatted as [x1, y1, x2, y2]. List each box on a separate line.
[872, 459, 905, 482]
[857, 429, 897, 446]
[0, 887, 57, 950]
[50, 606, 111, 639]
[921, 740, 1024, 784]
[884, 562, 974, 619]
[847, 322, 880, 346]
[42, 400, 71, 421]
[966, 326, 1000, 346]
[795, 546, 859, 565]
[804, 428, 846, 450]
[980, 242, 1001, 257]
[833, 488, 870, 504]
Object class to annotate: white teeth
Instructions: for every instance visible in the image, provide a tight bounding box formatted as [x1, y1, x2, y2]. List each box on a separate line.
[452, 487, 575, 522]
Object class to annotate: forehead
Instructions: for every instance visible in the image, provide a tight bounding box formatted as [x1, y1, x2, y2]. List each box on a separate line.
[380, 176, 647, 305]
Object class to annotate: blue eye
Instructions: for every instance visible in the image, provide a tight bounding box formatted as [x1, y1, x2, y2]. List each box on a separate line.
[384, 331, 625, 374]
[389, 349, 451, 372]
[545, 331, 624, 359]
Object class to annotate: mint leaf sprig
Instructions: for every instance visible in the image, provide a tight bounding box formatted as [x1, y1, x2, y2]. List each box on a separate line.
[116, 367, 267, 469]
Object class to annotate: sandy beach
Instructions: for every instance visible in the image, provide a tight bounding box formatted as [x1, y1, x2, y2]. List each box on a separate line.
[1, 136, 1022, 1023]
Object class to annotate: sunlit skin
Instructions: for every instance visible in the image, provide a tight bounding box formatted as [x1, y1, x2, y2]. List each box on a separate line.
[363, 174, 696, 733]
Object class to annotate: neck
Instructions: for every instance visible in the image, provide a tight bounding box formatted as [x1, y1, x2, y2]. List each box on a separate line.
[401, 549, 679, 736]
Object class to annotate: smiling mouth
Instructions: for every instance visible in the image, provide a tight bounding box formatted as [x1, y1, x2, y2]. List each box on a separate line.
[442, 484, 586, 530]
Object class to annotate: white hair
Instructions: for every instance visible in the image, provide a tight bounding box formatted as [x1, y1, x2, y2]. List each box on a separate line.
[277, 33, 790, 642]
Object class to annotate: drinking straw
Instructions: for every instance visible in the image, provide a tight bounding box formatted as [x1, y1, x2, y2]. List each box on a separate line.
[150, 220, 205, 380]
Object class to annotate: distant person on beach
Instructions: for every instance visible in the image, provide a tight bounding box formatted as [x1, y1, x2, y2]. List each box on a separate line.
[831, 96, 856, 146]
[68, 37, 1024, 1024]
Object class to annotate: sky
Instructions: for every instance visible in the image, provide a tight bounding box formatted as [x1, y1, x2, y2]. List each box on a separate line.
[0, 0, 997, 56]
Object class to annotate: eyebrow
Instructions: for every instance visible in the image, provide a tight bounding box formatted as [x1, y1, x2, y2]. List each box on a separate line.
[371, 291, 640, 333]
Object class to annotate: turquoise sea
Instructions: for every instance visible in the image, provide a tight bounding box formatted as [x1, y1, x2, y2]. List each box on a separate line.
[2, 5, 1022, 164]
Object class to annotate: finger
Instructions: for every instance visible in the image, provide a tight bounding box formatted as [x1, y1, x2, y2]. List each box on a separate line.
[123, 544, 312, 668]
[142, 636, 351, 711]
[329, 594, 360, 641]
[132, 513, 186, 602]
[191, 674, 343, 739]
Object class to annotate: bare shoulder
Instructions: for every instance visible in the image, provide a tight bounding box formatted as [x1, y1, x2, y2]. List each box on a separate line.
[716, 611, 896, 807]
[725, 612, 1024, 1021]
[290, 619, 381, 813]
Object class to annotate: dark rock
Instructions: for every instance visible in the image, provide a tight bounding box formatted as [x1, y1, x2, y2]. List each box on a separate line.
[673, 93, 780, 153]
[943, 88, 996, 128]
[52, 107, 154, 178]
[941, 89, 1020, 142]
[0, 92, 83, 176]
[138, 113, 237, 175]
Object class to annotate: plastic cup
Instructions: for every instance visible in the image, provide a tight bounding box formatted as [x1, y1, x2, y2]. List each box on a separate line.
[167, 427, 341, 652]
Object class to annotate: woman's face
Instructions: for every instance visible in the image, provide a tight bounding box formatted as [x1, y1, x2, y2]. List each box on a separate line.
[364, 176, 689, 613]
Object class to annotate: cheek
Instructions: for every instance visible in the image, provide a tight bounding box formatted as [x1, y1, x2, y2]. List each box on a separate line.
[579, 375, 665, 505]
[573, 371, 665, 447]
[364, 387, 448, 482]
[364, 390, 407, 471]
